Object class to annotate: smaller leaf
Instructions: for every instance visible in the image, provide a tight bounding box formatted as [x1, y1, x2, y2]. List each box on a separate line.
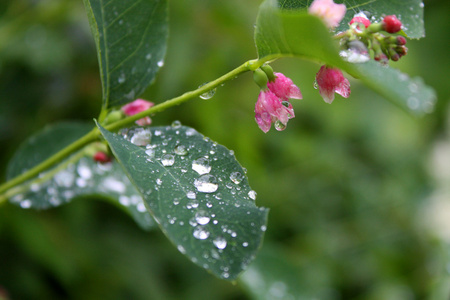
[6, 122, 154, 231]
[98, 123, 269, 280]
[83, 0, 169, 109]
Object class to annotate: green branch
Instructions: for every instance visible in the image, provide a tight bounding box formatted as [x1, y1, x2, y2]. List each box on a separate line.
[0, 60, 255, 203]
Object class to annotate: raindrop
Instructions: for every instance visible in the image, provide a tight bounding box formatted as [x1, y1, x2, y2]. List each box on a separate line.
[177, 245, 186, 254]
[173, 198, 180, 205]
[145, 149, 155, 158]
[77, 161, 92, 179]
[161, 154, 175, 166]
[186, 191, 196, 199]
[274, 120, 286, 131]
[192, 157, 211, 175]
[242, 242, 249, 247]
[102, 177, 126, 193]
[198, 82, 216, 100]
[193, 226, 210, 240]
[137, 202, 146, 212]
[194, 174, 219, 193]
[186, 128, 197, 136]
[118, 73, 126, 84]
[213, 236, 227, 250]
[313, 79, 318, 89]
[130, 128, 152, 146]
[156, 178, 162, 185]
[174, 145, 188, 155]
[189, 218, 198, 226]
[407, 97, 420, 110]
[146, 53, 152, 60]
[261, 225, 267, 232]
[171, 120, 182, 128]
[195, 210, 211, 225]
[248, 190, 257, 200]
[20, 199, 32, 209]
[230, 171, 244, 184]
[119, 196, 130, 206]
[157, 60, 164, 67]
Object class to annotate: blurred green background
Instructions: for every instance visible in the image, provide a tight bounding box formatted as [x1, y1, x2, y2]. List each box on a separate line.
[1, 0, 450, 299]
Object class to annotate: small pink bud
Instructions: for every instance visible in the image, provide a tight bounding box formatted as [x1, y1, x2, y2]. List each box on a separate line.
[308, 0, 347, 28]
[315, 65, 350, 104]
[93, 151, 111, 163]
[396, 36, 407, 45]
[121, 99, 154, 126]
[267, 72, 302, 101]
[349, 16, 371, 28]
[382, 15, 402, 33]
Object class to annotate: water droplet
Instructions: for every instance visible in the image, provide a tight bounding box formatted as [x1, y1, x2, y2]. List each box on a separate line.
[242, 242, 249, 247]
[119, 195, 130, 206]
[230, 171, 244, 184]
[248, 190, 257, 200]
[20, 199, 32, 209]
[77, 162, 92, 179]
[261, 225, 267, 232]
[137, 202, 146, 212]
[186, 128, 197, 136]
[174, 145, 188, 155]
[186, 191, 196, 199]
[192, 157, 211, 175]
[195, 210, 211, 225]
[409, 82, 419, 93]
[156, 178, 162, 185]
[161, 154, 175, 166]
[198, 82, 216, 100]
[407, 97, 420, 110]
[221, 272, 230, 279]
[157, 60, 164, 67]
[177, 245, 186, 254]
[194, 175, 218, 193]
[313, 79, 318, 89]
[145, 149, 155, 158]
[130, 128, 152, 146]
[102, 177, 126, 193]
[213, 236, 227, 250]
[193, 226, 210, 240]
[146, 53, 152, 60]
[171, 120, 182, 128]
[118, 73, 126, 84]
[274, 120, 286, 131]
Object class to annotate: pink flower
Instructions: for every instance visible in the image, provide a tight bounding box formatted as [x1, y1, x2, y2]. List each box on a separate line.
[121, 99, 154, 126]
[315, 65, 350, 103]
[308, 0, 347, 28]
[349, 16, 371, 28]
[255, 89, 295, 133]
[267, 72, 303, 100]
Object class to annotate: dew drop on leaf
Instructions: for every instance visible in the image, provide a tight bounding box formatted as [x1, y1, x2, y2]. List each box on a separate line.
[230, 171, 244, 184]
[192, 157, 211, 175]
[213, 236, 227, 250]
[186, 191, 196, 199]
[248, 190, 257, 200]
[171, 120, 182, 128]
[130, 128, 152, 146]
[198, 82, 217, 100]
[193, 226, 210, 240]
[195, 210, 211, 225]
[194, 174, 218, 193]
[161, 154, 175, 166]
[174, 145, 188, 155]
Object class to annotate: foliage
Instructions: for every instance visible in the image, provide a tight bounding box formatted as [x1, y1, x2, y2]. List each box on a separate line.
[1, 0, 449, 299]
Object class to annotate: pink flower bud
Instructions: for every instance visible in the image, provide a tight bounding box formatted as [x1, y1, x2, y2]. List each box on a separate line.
[308, 0, 347, 28]
[121, 99, 154, 126]
[382, 15, 402, 33]
[396, 36, 407, 45]
[267, 72, 302, 101]
[93, 151, 111, 163]
[349, 16, 371, 28]
[315, 65, 350, 104]
[255, 89, 295, 133]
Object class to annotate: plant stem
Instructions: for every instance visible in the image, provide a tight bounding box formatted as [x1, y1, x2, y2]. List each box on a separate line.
[0, 60, 255, 201]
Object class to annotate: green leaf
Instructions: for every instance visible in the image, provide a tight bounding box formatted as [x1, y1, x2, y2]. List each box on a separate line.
[277, 0, 425, 39]
[83, 0, 168, 109]
[7, 122, 155, 231]
[254, 0, 436, 115]
[97, 123, 269, 280]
